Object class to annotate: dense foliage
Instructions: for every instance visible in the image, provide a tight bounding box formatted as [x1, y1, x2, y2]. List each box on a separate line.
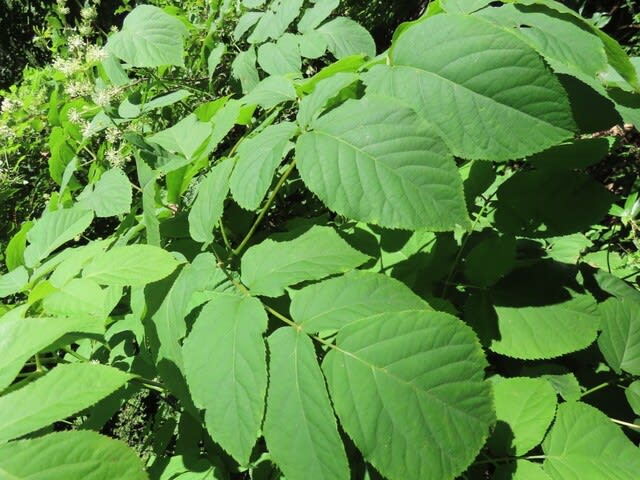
[1, 0, 640, 479]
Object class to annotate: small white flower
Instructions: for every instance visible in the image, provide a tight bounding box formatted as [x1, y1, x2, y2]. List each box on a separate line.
[67, 108, 82, 124]
[80, 6, 97, 20]
[105, 127, 120, 143]
[105, 147, 128, 168]
[65, 80, 92, 98]
[0, 97, 19, 114]
[79, 24, 93, 36]
[0, 124, 16, 140]
[110, 25, 119, 33]
[58, 6, 70, 15]
[53, 57, 82, 75]
[82, 121, 93, 138]
[85, 44, 107, 63]
[92, 89, 112, 107]
[68, 35, 84, 51]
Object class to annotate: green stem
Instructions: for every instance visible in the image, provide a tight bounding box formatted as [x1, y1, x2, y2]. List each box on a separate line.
[219, 218, 233, 252]
[611, 418, 640, 430]
[233, 158, 297, 256]
[62, 346, 91, 363]
[472, 454, 547, 466]
[580, 381, 611, 398]
[131, 376, 167, 394]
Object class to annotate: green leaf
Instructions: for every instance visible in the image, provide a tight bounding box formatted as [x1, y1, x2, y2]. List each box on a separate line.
[49, 240, 110, 288]
[77, 168, 133, 218]
[147, 114, 214, 161]
[318, 17, 376, 59]
[106, 5, 187, 67]
[0, 316, 103, 392]
[5, 221, 31, 271]
[290, 271, 431, 333]
[188, 159, 234, 245]
[491, 294, 600, 360]
[441, 0, 492, 13]
[495, 170, 615, 238]
[296, 96, 469, 230]
[489, 377, 557, 455]
[241, 225, 369, 297]
[323, 310, 493, 480]
[263, 327, 349, 480]
[82, 245, 180, 286]
[183, 293, 268, 465]
[207, 43, 226, 79]
[464, 234, 516, 287]
[528, 138, 610, 171]
[598, 297, 640, 375]
[0, 266, 28, 298]
[297, 72, 359, 128]
[257, 34, 301, 76]
[243, 75, 297, 109]
[248, 0, 304, 44]
[229, 122, 297, 211]
[542, 402, 640, 479]
[24, 208, 94, 268]
[43, 278, 108, 319]
[494, 460, 552, 480]
[234, 11, 263, 40]
[232, 47, 260, 93]
[298, 0, 339, 33]
[0, 363, 132, 443]
[365, 13, 575, 161]
[625, 380, 640, 416]
[0, 431, 147, 479]
[298, 30, 328, 59]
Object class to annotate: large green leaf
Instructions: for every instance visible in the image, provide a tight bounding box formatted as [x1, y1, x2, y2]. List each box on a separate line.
[183, 293, 268, 465]
[188, 159, 234, 245]
[0, 431, 147, 479]
[229, 122, 297, 211]
[297, 72, 359, 128]
[77, 168, 133, 218]
[0, 316, 103, 392]
[296, 96, 469, 230]
[0, 266, 28, 298]
[298, 0, 339, 33]
[248, 0, 304, 44]
[24, 208, 94, 268]
[441, 0, 492, 13]
[243, 75, 297, 109]
[0, 363, 132, 443]
[598, 297, 640, 375]
[232, 47, 260, 93]
[317, 17, 376, 59]
[241, 225, 369, 297]
[489, 377, 557, 455]
[43, 278, 108, 318]
[263, 328, 349, 480]
[494, 460, 552, 480]
[257, 34, 301, 76]
[82, 245, 180, 286]
[290, 271, 431, 332]
[323, 310, 494, 480]
[106, 5, 187, 67]
[542, 402, 640, 479]
[625, 380, 640, 416]
[147, 114, 214, 161]
[365, 13, 575, 161]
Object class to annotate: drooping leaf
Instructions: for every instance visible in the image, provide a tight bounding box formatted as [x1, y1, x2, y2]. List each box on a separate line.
[290, 270, 431, 333]
[188, 159, 234, 245]
[82, 245, 180, 286]
[24, 208, 94, 268]
[241, 225, 369, 297]
[365, 13, 576, 161]
[5, 221, 32, 271]
[489, 377, 557, 455]
[296, 96, 469, 230]
[263, 328, 349, 480]
[77, 168, 133, 218]
[183, 293, 268, 465]
[147, 114, 214, 161]
[0, 363, 132, 443]
[229, 122, 297, 211]
[542, 402, 640, 479]
[0, 316, 103, 392]
[106, 5, 188, 67]
[598, 297, 640, 375]
[323, 310, 494, 480]
[0, 431, 147, 479]
[318, 17, 376, 59]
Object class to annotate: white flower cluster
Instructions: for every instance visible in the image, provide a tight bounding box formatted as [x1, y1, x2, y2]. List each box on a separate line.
[105, 146, 130, 168]
[56, 0, 70, 15]
[64, 79, 92, 98]
[92, 86, 119, 108]
[0, 97, 21, 114]
[53, 57, 83, 76]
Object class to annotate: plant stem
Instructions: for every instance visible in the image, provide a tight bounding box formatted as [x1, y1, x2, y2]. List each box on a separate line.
[131, 376, 167, 394]
[233, 158, 297, 256]
[580, 381, 612, 398]
[611, 418, 640, 430]
[219, 218, 233, 252]
[62, 346, 91, 363]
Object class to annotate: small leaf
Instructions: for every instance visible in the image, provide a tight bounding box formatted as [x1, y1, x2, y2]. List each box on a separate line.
[77, 168, 133, 218]
[183, 293, 268, 465]
[318, 17, 376, 59]
[0, 266, 28, 298]
[248, 0, 304, 44]
[241, 225, 369, 297]
[232, 47, 260, 94]
[598, 297, 640, 375]
[297, 72, 359, 128]
[489, 377, 557, 455]
[323, 310, 494, 480]
[243, 75, 297, 109]
[464, 234, 516, 287]
[106, 5, 188, 67]
[257, 34, 301, 76]
[229, 122, 297, 211]
[0, 431, 147, 479]
[625, 380, 640, 416]
[147, 114, 214, 161]
[83, 245, 180, 286]
[542, 402, 640, 479]
[290, 271, 431, 332]
[0, 363, 132, 443]
[263, 327, 349, 480]
[207, 43, 226, 79]
[24, 208, 94, 268]
[296, 96, 469, 230]
[298, 0, 339, 33]
[188, 159, 234, 245]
